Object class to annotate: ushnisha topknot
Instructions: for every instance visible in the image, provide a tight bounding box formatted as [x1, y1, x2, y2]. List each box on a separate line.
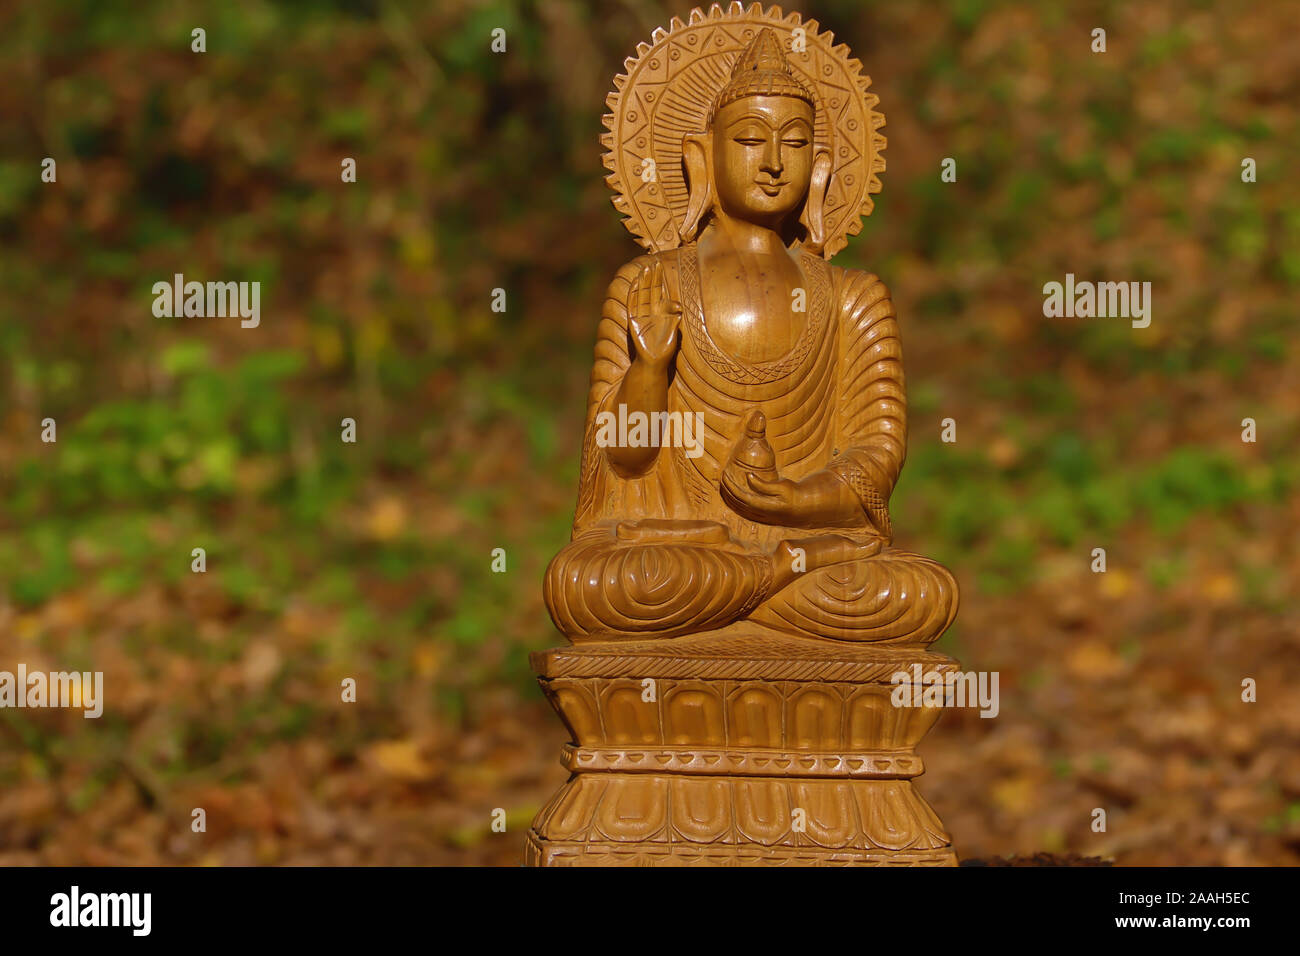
[709, 28, 814, 124]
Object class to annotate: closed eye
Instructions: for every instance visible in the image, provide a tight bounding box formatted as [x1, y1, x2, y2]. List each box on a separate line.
[782, 138, 809, 147]
[734, 138, 766, 146]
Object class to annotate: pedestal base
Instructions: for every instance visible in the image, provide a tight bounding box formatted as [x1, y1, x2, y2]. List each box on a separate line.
[527, 632, 959, 867]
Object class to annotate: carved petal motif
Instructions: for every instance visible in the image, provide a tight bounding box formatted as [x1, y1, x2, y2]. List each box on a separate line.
[663, 684, 726, 746]
[734, 780, 790, 844]
[595, 777, 668, 842]
[789, 686, 844, 749]
[793, 782, 857, 848]
[670, 778, 731, 842]
[603, 683, 661, 745]
[727, 686, 782, 747]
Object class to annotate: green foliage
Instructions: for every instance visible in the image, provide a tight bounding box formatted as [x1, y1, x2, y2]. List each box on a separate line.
[39, 345, 302, 509]
[896, 434, 1289, 597]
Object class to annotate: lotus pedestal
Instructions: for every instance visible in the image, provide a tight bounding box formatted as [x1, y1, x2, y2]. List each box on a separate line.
[525, 632, 958, 866]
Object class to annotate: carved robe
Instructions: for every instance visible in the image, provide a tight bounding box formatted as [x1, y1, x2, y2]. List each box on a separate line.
[544, 245, 958, 645]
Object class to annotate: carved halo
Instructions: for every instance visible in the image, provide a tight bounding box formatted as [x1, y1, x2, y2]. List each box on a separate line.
[601, 2, 887, 259]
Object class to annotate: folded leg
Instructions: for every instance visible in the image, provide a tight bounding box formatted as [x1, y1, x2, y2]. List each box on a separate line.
[544, 531, 773, 641]
[748, 550, 958, 645]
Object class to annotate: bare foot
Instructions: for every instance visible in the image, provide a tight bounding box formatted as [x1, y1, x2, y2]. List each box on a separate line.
[770, 534, 883, 591]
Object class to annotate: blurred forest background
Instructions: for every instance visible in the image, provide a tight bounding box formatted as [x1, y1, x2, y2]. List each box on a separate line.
[0, 0, 1297, 865]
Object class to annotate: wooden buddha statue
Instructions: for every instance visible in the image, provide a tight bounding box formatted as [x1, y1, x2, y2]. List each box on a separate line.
[544, 24, 958, 647]
[527, 4, 965, 869]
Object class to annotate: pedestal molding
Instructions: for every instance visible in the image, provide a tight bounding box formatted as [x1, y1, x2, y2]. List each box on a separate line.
[561, 743, 924, 778]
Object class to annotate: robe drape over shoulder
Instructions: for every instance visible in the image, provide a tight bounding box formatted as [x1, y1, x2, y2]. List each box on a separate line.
[544, 245, 958, 645]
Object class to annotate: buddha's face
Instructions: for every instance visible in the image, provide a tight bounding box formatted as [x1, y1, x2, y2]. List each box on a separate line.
[711, 95, 815, 226]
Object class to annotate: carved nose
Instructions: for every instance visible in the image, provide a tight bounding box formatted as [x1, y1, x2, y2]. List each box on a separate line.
[761, 140, 783, 175]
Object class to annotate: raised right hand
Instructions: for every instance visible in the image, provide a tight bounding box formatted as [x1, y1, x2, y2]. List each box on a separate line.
[627, 259, 682, 368]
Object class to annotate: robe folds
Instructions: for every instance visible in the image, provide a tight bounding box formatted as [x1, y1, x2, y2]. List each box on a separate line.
[545, 245, 958, 645]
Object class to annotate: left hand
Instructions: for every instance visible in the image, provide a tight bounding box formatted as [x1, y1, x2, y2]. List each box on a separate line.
[722, 467, 865, 529]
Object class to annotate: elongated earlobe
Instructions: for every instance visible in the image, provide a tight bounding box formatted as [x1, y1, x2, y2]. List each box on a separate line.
[799, 147, 833, 254]
[680, 133, 714, 242]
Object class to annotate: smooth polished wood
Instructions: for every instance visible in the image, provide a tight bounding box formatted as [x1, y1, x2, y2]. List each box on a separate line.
[529, 3, 961, 867]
